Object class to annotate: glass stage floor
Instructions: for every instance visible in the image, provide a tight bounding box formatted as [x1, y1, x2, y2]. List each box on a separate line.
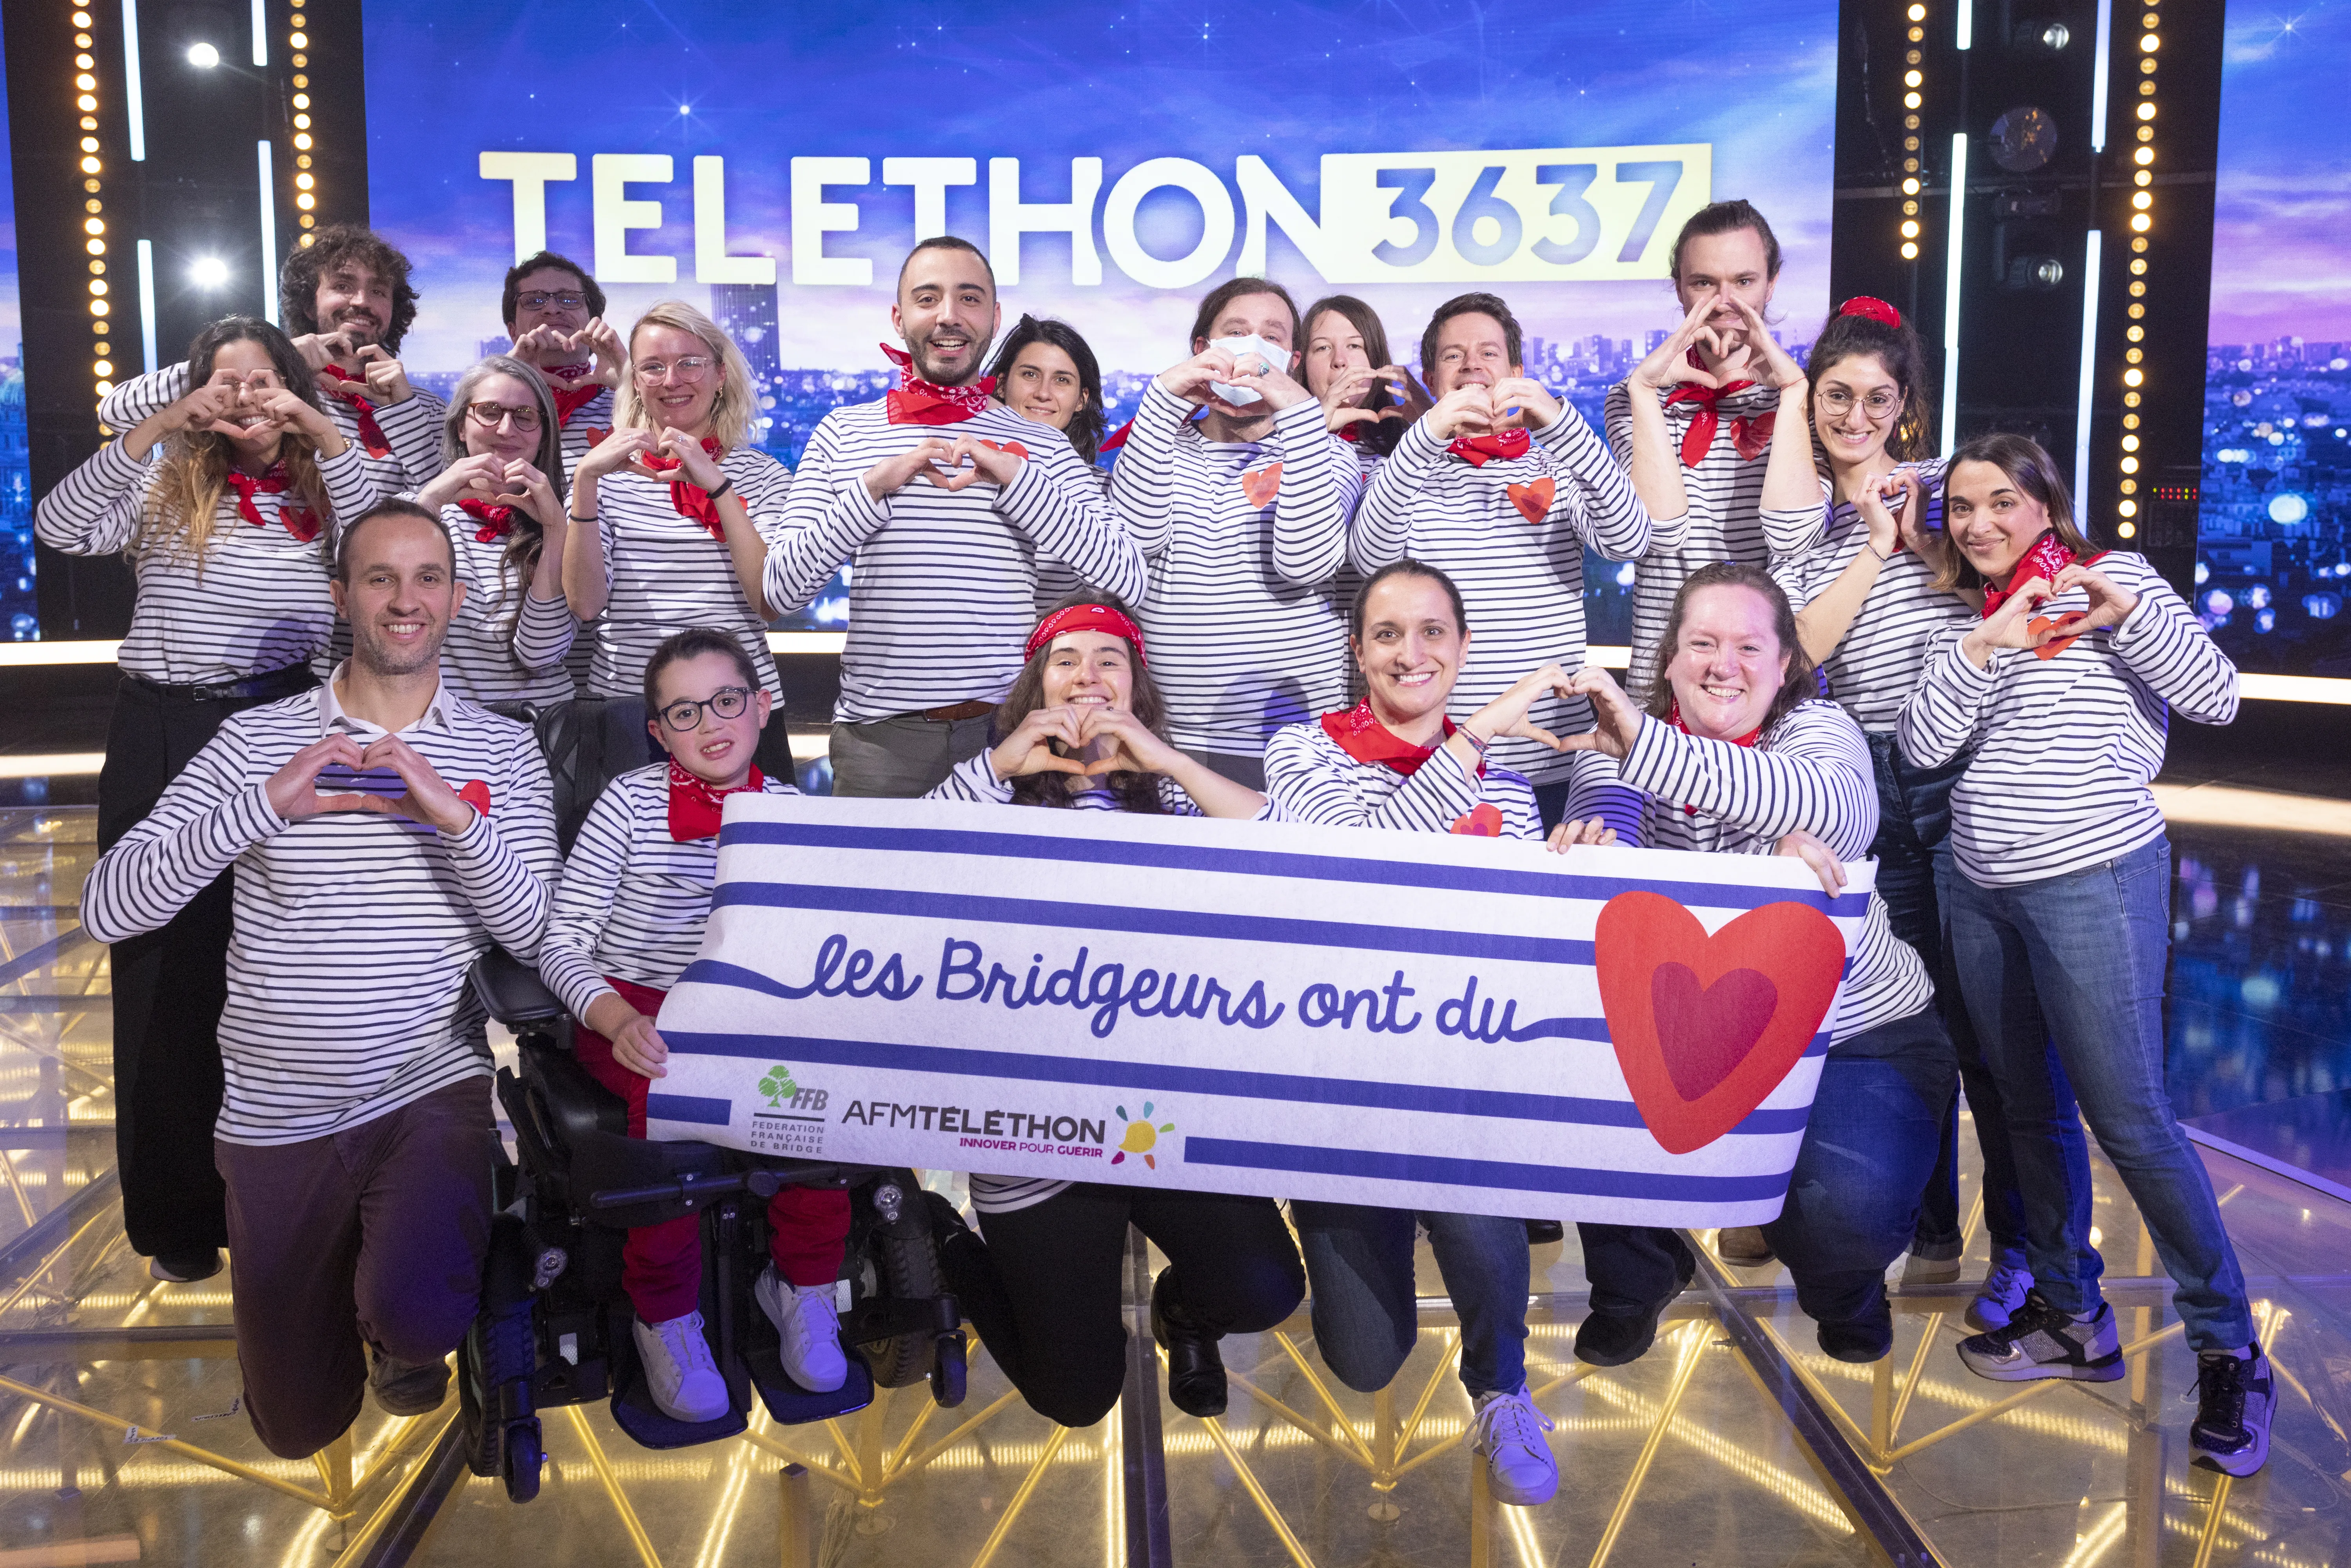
[5, 805, 2351, 1568]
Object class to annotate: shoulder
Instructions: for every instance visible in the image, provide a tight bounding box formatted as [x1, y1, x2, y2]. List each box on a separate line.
[1266, 717, 1339, 762]
[1764, 698, 1866, 754]
[723, 445, 789, 481]
[761, 769, 801, 797]
[586, 763, 668, 824]
[221, 689, 323, 745]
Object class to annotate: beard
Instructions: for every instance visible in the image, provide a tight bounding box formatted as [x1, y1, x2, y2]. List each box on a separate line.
[910, 328, 992, 388]
[329, 308, 385, 348]
[350, 622, 443, 679]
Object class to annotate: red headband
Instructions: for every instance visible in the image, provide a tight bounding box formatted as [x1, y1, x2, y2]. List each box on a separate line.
[1025, 604, 1147, 667]
[1839, 296, 1903, 328]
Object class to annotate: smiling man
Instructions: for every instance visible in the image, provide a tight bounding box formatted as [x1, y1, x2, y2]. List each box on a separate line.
[499, 249, 624, 479]
[80, 499, 558, 1461]
[765, 236, 1146, 797]
[279, 224, 450, 492]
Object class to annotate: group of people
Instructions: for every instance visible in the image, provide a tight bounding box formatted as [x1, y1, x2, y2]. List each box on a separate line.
[47, 201, 2273, 1496]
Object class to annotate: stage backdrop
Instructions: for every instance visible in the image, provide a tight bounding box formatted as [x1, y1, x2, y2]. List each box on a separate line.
[2200, 1, 2351, 675]
[361, 1, 1837, 639]
[0, 29, 29, 643]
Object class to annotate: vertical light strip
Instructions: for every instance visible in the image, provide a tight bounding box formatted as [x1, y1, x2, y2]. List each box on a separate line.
[2090, 0, 2115, 151]
[136, 240, 157, 373]
[1941, 133, 1969, 458]
[251, 0, 268, 66]
[1955, 0, 1973, 49]
[257, 142, 278, 322]
[120, 0, 145, 161]
[2074, 229, 2104, 523]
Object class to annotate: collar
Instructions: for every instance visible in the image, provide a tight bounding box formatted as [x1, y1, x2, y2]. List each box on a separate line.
[1981, 532, 2088, 618]
[318, 660, 457, 739]
[1319, 699, 1471, 778]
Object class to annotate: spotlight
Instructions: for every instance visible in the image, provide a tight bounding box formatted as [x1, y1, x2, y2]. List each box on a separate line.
[190, 256, 229, 287]
[2013, 18, 2070, 50]
[187, 41, 221, 68]
[2004, 254, 2066, 290]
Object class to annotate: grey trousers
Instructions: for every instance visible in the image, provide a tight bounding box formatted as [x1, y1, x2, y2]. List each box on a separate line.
[1179, 747, 1267, 791]
[829, 713, 993, 798]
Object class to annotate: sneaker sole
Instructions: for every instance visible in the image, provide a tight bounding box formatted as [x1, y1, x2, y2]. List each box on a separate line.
[1481, 1464, 1559, 1508]
[2191, 1429, 2270, 1477]
[1957, 1348, 2124, 1383]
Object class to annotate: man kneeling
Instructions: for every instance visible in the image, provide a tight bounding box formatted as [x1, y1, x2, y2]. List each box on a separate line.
[81, 500, 559, 1457]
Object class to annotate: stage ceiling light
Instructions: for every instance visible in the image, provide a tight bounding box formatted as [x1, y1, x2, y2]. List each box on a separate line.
[190, 257, 230, 287]
[187, 42, 221, 69]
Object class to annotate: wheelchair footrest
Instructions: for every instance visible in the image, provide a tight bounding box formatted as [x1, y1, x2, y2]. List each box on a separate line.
[607, 1363, 751, 1451]
[744, 1343, 875, 1426]
[841, 1292, 963, 1348]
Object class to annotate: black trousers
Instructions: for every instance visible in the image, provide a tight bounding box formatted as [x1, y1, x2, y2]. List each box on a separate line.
[98, 672, 314, 1258]
[940, 1183, 1305, 1429]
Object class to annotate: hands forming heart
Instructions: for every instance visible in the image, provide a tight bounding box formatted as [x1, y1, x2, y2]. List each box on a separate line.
[1632, 292, 1733, 393]
[623, 426, 725, 490]
[988, 702, 1171, 783]
[512, 318, 625, 390]
[265, 733, 476, 835]
[352, 343, 415, 406]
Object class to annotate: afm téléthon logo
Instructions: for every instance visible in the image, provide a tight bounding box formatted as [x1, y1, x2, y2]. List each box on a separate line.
[757, 1064, 830, 1113]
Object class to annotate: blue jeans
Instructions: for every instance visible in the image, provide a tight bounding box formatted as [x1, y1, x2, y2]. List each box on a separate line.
[1947, 837, 2254, 1351]
[1289, 1204, 1528, 1397]
[1867, 733, 2029, 1268]
[1762, 1011, 1953, 1325]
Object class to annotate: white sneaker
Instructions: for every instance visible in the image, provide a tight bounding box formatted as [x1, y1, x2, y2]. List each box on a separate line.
[634, 1311, 730, 1423]
[1965, 1261, 2034, 1332]
[756, 1266, 848, 1394]
[1471, 1385, 1558, 1506]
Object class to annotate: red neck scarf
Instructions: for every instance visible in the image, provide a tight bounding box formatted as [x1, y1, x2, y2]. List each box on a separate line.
[552, 384, 605, 427]
[1446, 428, 1531, 467]
[457, 497, 517, 543]
[637, 436, 729, 539]
[1661, 351, 1770, 467]
[1320, 700, 1465, 778]
[1667, 697, 1763, 814]
[542, 361, 594, 382]
[666, 759, 766, 843]
[225, 464, 320, 543]
[315, 363, 392, 459]
[881, 343, 995, 425]
[1098, 415, 1135, 452]
[1982, 532, 2082, 618]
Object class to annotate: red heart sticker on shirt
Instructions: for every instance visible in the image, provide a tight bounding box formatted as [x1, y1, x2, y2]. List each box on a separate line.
[1594, 891, 1846, 1154]
[2028, 612, 2090, 660]
[582, 427, 612, 449]
[979, 439, 1030, 460]
[457, 780, 492, 817]
[1449, 802, 1504, 837]
[1240, 462, 1284, 507]
[1506, 477, 1555, 524]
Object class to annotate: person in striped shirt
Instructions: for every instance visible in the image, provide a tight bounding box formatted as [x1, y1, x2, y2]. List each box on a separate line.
[764, 237, 1146, 798]
[1298, 294, 1428, 479]
[917, 596, 1300, 1429]
[501, 249, 625, 479]
[80, 499, 559, 1459]
[1898, 435, 2273, 1476]
[278, 223, 449, 493]
[1759, 299, 2033, 1330]
[1264, 560, 1627, 1510]
[1556, 563, 1946, 1365]
[407, 356, 578, 706]
[36, 315, 378, 1287]
[1111, 277, 1361, 789]
[1351, 291, 1671, 827]
[984, 315, 1111, 613]
[564, 300, 792, 711]
[1608, 200, 1814, 702]
[539, 628, 849, 1422]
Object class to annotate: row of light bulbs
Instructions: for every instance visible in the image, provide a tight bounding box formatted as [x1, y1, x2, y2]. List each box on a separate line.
[288, 8, 320, 246]
[69, 7, 114, 399]
[2115, 7, 2163, 541]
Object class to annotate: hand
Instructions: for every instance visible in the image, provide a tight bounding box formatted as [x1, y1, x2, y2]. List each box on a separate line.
[1489, 376, 1563, 432]
[1460, 663, 1580, 753]
[628, 425, 724, 491]
[1630, 294, 1726, 393]
[249, 387, 339, 445]
[289, 330, 357, 371]
[1424, 384, 1497, 441]
[1222, 360, 1314, 413]
[1075, 704, 1180, 777]
[1545, 817, 1619, 853]
[507, 322, 570, 365]
[577, 425, 657, 481]
[1732, 296, 1806, 391]
[416, 451, 514, 512]
[1319, 363, 1421, 435]
[506, 459, 563, 529]
[1853, 469, 1913, 561]
[263, 733, 370, 820]
[608, 1013, 670, 1079]
[1155, 347, 1263, 419]
[2050, 563, 2138, 635]
[165, 371, 253, 436]
[578, 318, 627, 389]
[354, 344, 415, 406]
[1960, 578, 2059, 664]
[987, 705, 1089, 780]
[1774, 828, 1847, 896]
[340, 734, 477, 835]
[1552, 668, 1645, 759]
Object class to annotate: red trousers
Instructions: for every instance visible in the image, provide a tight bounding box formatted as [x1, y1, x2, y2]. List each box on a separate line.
[574, 977, 849, 1324]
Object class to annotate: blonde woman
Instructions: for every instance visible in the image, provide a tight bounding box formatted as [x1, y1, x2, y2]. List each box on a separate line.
[35, 315, 375, 1285]
[563, 300, 791, 702]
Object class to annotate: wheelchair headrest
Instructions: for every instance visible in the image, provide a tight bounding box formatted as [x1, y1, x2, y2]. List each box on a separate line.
[532, 697, 656, 855]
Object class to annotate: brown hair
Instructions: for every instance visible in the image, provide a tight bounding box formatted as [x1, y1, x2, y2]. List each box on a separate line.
[333, 498, 455, 583]
[501, 250, 606, 331]
[1932, 432, 2091, 595]
[136, 318, 334, 570]
[1302, 294, 1404, 457]
[1668, 200, 1783, 283]
[1642, 562, 1819, 735]
[642, 626, 761, 713]
[1807, 307, 1936, 467]
[439, 355, 570, 635]
[995, 590, 1173, 815]
[280, 224, 420, 351]
[1419, 292, 1522, 379]
[1189, 278, 1302, 355]
[1349, 558, 1468, 641]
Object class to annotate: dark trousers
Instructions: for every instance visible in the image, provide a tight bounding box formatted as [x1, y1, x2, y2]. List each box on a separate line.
[99, 671, 315, 1258]
[215, 1078, 496, 1459]
[1866, 734, 2030, 1268]
[1179, 747, 1267, 791]
[942, 1183, 1304, 1429]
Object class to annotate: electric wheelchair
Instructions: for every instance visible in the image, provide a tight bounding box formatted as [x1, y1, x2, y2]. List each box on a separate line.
[457, 697, 966, 1503]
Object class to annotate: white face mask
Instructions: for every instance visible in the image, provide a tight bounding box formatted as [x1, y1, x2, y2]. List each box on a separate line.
[1207, 334, 1289, 407]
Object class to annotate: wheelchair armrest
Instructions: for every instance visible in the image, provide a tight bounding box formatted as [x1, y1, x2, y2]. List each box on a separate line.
[470, 947, 566, 1027]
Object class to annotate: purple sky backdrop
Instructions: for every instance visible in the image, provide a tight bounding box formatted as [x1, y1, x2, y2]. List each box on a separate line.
[364, 0, 1836, 377]
[0, 27, 18, 359]
[2208, 1, 2351, 347]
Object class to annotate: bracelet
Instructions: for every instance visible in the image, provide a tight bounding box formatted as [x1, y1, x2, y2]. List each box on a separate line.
[705, 477, 734, 502]
[1457, 727, 1493, 756]
[1865, 541, 1892, 563]
[568, 511, 597, 525]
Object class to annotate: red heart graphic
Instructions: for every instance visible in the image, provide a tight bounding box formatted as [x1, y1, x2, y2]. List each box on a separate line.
[457, 780, 493, 817]
[1506, 477, 1554, 524]
[582, 427, 613, 448]
[1241, 462, 1283, 507]
[2028, 612, 2089, 660]
[1449, 802, 1503, 837]
[1594, 891, 1846, 1154]
[979, 439, 1030, 460]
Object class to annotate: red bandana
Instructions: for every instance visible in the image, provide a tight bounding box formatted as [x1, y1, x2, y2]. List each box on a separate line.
[666, 759, 766, 843]
[552, 384, 605, 427]
[1839, 296, 1903, 328]
[1098, 416, 1135, 452]
[1662, 351, 1770, 467]
[1319, 700, 1474, 779]
[881, 343, 995, 426]
[1446, 429, 1532, 467]
[637, 436, 729, 540]
[1981, 532, 2082, 618]
[542, 361, 594, 381]
[1667, 697, 1763, 814]
[1024, 603, 1148, 666]
[457, 497, 517, 543]
[225, 465, 320, 543]
[316, 364, 392, 459]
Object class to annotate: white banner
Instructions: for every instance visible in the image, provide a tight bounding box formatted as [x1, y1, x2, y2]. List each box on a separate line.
[651, 797, 1875, 1226]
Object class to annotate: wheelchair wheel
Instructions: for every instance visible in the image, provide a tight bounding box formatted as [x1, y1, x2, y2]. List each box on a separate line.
[504, 1423, 543, 1504]
[864, 1227, 945, 1388]
[929, 1331, 967, 1408]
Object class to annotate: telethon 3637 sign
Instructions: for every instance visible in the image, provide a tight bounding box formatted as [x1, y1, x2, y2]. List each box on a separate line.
[650, 798, 1872, 1228]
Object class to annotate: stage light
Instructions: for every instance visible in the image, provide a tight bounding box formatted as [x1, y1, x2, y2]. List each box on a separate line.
[1901, 241, 1919, 259]
[79, 157, 100, 175]
[191, 257, 230, 288]
[187, 42, 221, 69]
[93, 359, 112, 377]
[84, 217, 103, 235]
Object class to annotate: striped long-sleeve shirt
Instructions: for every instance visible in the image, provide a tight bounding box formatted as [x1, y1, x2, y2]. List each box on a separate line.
[764, 400, 1147, 722]
[422, 501, 578, 706]
[539, 762, 801, 1022]
[553, 387, 618, 482]
[1110, 386, 1361, 757]
[1350, 408, 1663, 787]
[34, 436, 378, 685]
[1264, 719, 1543, 838]
[100, 362, 442, 503]
[586, 446, 793, 702]
[1768, 459, 1972, 734]
[1567, 701, 1933, 1045]
[1897, 552, 2236, 886]
[79, 675, 559, 1144]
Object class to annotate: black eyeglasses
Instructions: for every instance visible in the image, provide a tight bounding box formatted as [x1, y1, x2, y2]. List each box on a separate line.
[516, 290, 588, 311]
[658, 686, 750, 731]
